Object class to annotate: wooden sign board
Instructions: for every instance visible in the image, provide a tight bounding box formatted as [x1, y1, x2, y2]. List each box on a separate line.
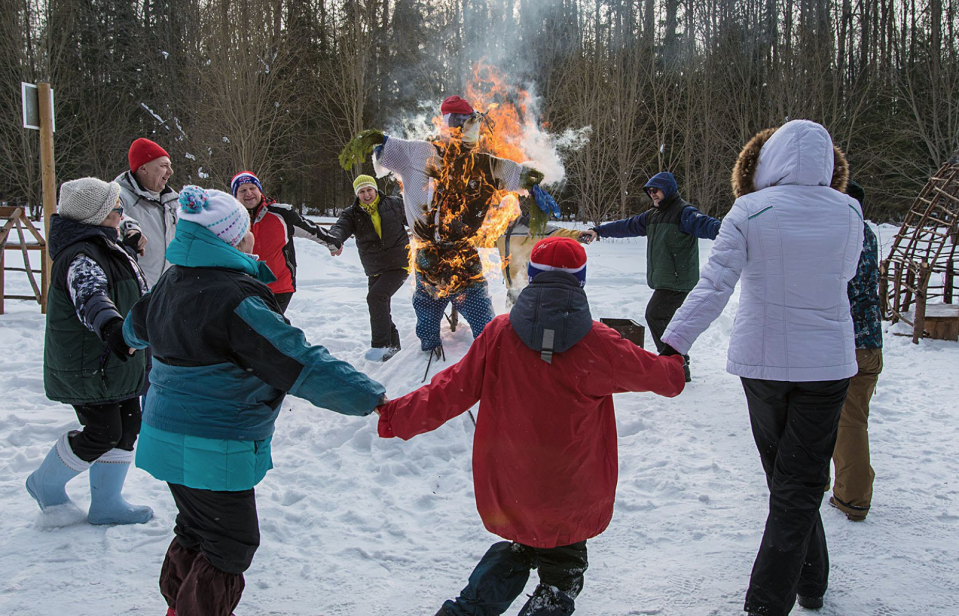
[21, 82, 55, 132]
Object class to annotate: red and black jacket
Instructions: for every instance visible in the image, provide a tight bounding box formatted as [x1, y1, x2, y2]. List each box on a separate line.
[249, 198, 340, 295]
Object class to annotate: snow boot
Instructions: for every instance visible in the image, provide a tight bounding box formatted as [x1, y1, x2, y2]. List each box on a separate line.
[25, 434, 91, 510]
[518, 584, 576, 616]
[797, 594, 824, 610]
[365, 346, 400, 362]
[87, 450, 153, 525]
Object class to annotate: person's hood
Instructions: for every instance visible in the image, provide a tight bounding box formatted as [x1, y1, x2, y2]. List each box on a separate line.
[731, 119, 849, 198]
[48, 214, 118, 260]
[509, 271, 592, 356]
[165, 220, 275, 284]
[644, 172, 679, 200]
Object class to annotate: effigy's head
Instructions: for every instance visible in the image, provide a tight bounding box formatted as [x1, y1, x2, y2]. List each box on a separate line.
[440, 95, 481, 146]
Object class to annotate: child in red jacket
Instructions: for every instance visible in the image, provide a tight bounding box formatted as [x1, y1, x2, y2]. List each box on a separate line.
[377, 237, 686, 616]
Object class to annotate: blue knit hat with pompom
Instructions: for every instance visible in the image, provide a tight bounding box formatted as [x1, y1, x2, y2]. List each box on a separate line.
[177, 185, 250, 247]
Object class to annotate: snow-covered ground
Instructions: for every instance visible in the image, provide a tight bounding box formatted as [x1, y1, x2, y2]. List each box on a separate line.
[0, 221, 956, 616]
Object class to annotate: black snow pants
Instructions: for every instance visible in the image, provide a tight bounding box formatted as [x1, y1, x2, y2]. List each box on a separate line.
[368, 268, 407, 348]
[69, 397, 142, 462]
[741, 377, 849, 616]
[160, 483, 259, 616]
[438, 541, 588, 616]
[644, 289, 688, 353]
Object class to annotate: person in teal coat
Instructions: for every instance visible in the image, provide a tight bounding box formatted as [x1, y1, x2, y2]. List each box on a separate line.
[124, 186, 386, 616]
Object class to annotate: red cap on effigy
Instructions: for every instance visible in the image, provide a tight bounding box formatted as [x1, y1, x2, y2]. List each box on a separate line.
[440, 95, 474, 115]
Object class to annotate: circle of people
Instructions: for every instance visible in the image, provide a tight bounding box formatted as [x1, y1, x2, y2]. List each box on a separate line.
[28, 94, 880, 616]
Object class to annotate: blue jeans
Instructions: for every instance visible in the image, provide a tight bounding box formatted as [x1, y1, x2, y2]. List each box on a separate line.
[412, 272, 494, 351]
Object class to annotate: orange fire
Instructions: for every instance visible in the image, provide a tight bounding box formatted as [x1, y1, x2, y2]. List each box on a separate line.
[413, 61, 538, 299]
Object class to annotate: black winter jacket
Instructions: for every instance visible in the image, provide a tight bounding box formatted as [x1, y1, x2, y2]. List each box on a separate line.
[329, 192, 410, 276]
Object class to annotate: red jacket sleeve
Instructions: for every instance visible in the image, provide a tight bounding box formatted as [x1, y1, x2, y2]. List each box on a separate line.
[378, 332, 488, 440]
[597, 326, 686, 397]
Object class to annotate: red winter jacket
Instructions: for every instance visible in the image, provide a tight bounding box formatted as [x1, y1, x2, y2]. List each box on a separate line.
[249, 199, 340, 295]
[379, 273, 686, 548]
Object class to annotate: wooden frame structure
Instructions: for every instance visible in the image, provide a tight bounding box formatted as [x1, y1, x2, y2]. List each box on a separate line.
[0, 206, 47, 314]
[880, 155, 959, 343]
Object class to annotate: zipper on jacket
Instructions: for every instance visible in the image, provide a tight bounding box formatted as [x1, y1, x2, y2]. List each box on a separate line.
[94, 348, 111, 385]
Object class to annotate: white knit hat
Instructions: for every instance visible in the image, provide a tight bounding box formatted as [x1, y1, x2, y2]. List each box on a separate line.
[177, 186, 250, 247]
[57, 178, 121, 225]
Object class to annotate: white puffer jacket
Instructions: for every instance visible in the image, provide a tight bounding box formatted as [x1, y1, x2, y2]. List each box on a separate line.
[662, 120, 864, 382]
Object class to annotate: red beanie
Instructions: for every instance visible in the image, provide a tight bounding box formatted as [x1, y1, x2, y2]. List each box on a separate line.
[528, 236, 587, 287]
[441, 95, 474, 116]
[129, 138, 170, 172]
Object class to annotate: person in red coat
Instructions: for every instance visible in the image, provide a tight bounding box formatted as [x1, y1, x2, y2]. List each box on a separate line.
[377, 236, 686, 616]
[230, 171, 341, 313]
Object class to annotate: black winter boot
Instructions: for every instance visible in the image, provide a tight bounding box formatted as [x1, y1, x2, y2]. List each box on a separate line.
[518, 584, 576, 616]
[797, 594, 824, 609]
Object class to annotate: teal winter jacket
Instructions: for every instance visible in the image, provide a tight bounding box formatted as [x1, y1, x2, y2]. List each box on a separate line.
[126, 221, 385, 490]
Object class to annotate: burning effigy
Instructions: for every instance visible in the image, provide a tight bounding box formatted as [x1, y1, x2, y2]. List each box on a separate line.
[340, 73, 551, 358]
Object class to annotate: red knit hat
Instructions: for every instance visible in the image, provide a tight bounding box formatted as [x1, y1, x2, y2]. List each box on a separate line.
[128, 138, 170, 172]
[528, 236, 587, 287]
[440, 95, 474, 116]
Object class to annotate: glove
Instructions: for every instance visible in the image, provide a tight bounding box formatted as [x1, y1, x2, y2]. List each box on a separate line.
[339, 130, 386, 170]
[102, 318, 132, 362]
[121, 230, 143, 255]
[520, 167, 544, 189]
[660, 343, 680, 357]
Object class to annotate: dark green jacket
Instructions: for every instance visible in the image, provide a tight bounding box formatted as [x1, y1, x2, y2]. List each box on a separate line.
[44, 215, 146, 404]
[595, 193, 721, 292]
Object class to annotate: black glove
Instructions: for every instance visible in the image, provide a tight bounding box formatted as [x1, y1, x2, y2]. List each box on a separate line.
[121, 230, 143, 255]
[660, 343, 680, 357]
[102, 318, 131, 362]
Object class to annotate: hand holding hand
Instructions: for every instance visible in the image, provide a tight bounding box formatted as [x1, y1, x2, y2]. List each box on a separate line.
[578, 230, 598, 244]
[660, 343, 680, 357]
[102, 318, 134, 362]
[122, 230, 147, 256]
[331, 245, 344, 257]
[374, 396, 390, 417]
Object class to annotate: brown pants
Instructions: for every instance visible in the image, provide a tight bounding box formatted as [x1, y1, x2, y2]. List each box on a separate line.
[831, 347, 883, 518]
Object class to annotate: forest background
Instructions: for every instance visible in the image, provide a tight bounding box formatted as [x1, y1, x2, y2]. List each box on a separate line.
[1, 0, 957, 222]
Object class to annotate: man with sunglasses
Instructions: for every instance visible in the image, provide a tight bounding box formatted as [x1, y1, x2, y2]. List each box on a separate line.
[580, 172, 721, 381]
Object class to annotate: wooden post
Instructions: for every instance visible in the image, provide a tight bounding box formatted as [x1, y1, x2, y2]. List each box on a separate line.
[946, 259, 954, 304]
[913, 262, 932, 344]
[38, 82, 55, 313]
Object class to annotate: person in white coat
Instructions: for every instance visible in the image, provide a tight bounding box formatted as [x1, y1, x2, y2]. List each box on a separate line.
[115, 138, 178, 288]
[660, 119, 863, 616]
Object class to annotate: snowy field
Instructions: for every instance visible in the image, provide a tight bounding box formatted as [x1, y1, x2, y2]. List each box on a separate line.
[0, 221, 957, 616]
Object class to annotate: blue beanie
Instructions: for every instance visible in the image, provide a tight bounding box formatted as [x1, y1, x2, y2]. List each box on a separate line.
[230, 171, 263, 197]
[644, 172, 678, 200]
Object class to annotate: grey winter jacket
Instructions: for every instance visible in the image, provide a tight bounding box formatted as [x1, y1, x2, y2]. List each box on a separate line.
[115, 171, 178, 287]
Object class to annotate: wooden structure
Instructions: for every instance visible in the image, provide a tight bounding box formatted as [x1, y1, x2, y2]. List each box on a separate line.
[0, 206, 47, 314]
[880, 155, 959, 343]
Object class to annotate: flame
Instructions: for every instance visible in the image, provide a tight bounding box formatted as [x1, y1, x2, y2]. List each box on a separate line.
[413, 61, 538, 299]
